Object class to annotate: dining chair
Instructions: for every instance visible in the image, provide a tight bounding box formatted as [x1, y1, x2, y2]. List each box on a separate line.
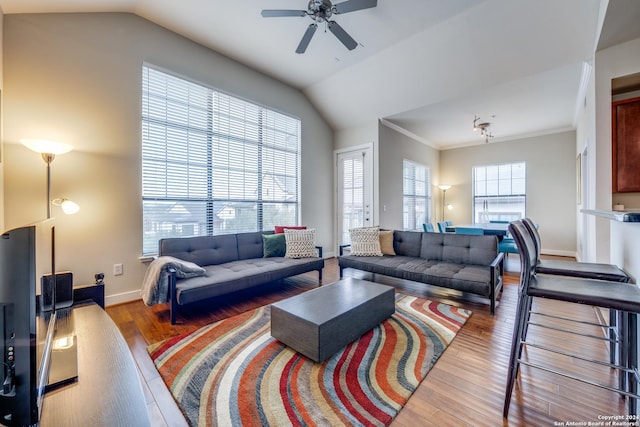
[437, 222, 449, 233]
[498, 238, 519, 256]
[455, 227, 483, 235]
[422, 223, 435, 232]
[503, 220, 640, 418]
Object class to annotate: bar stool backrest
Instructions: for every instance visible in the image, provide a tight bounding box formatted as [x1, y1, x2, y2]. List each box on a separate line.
[508, 220, 538, 294]
[521, 218, 542, 262]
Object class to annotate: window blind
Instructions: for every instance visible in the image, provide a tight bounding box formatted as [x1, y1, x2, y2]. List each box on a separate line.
[141, 66, 300, 255]
[472, 161, 526, 223]
[402, 160, 432, 230]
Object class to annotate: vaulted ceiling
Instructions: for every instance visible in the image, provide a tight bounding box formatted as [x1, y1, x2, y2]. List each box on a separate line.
[2, 0, 639, 149]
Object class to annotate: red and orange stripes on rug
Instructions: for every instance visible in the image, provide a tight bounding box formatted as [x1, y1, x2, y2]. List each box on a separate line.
[148, 294, 471, 427]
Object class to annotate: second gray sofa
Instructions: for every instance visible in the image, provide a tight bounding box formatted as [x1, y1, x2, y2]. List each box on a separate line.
[338, 230, 504, 313]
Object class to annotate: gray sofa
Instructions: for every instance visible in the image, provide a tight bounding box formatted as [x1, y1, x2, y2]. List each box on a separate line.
[338, 230, 504, 314]
[159, 231, 324, 324]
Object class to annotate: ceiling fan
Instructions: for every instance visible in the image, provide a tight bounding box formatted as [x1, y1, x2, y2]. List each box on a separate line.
[261, 0, 378, 54]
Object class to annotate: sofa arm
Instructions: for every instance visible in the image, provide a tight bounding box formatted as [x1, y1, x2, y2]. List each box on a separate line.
[490, 252, 505, 282]
[315, 246, 323, 258]
[488, 252, 505, 314]
[168, 268, 178, 324]
[339, 244, 351, 256]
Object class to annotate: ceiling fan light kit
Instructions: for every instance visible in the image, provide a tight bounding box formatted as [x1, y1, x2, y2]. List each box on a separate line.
[473, 115, 494, 143]
[262, 0, 377, 54]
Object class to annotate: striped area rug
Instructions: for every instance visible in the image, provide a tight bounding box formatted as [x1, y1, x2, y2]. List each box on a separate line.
[148, 294, 471, 427]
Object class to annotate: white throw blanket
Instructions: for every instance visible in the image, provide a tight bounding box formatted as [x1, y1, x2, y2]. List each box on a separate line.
[141, 256, 206, 306]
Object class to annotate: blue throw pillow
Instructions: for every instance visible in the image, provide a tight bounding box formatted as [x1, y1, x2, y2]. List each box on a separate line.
[263, 233, 286, 257]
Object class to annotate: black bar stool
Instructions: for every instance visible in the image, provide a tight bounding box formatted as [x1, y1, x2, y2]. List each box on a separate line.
[522, 217, 630, 363]
[504, 220, 640, 418]
[522, 217, 629, 282]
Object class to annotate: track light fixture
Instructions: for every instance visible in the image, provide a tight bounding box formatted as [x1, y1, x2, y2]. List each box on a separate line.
[473, 115, 494, 143]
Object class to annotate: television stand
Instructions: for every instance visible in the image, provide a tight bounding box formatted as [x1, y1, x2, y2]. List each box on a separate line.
[39, 302, 150, 426]
[41, 308, 78, 392]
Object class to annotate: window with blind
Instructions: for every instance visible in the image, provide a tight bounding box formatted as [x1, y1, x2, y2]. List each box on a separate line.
[141, 65, 301, 255]
[403, 160, 432, 230]
[472, 162, 526, 223]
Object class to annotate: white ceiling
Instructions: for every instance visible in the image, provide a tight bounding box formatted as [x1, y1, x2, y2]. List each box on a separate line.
[1, 0, 638, 149]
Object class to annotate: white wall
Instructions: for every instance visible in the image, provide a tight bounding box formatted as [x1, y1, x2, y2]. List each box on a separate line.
[0, 9, 4, 232]
[574, 63, 596, 262]
[593, 36, 640, 273]
[440, 131, 578, 256]
[378, 122, 440, 230]
[2, 13, 334, 305]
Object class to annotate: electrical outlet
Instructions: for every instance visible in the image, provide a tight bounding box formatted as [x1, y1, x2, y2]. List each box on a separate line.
[113, 263, 123, 276]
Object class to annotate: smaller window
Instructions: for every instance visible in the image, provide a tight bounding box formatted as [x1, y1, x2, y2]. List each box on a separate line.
[472, 161, 526, 223]
[403, 160, 432, 230]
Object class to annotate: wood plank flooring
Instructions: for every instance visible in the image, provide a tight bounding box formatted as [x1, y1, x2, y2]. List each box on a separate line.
[106, 257, 628, 426]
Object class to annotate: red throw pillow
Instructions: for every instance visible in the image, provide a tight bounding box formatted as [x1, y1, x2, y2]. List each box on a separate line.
[274, 225, 307, 234]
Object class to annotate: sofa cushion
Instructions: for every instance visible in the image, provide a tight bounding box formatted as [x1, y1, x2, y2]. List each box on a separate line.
[420, 233, 497, 266]
[159, 234, 239, 266]
[237, 231, 271, 260]
[175, 257, 325, 305]
[349, 226, 383, 256]
[393, 230, 423, 257]
[338, 255, 492, 297]
[262, 233, 286, 258]
[284, 229, 318, 258]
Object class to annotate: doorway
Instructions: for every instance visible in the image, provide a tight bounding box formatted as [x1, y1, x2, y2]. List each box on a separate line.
[335, 145, 374, 247]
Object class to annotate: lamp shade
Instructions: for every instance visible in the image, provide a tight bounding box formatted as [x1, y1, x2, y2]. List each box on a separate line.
[438, 184, 451, 191]
[21, 139, 73, 155]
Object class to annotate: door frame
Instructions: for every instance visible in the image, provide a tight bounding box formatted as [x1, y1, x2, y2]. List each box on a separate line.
[334, 143, 375, 255]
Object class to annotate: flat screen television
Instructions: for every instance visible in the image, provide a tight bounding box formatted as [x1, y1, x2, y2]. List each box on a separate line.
[0, 219, 56, 426]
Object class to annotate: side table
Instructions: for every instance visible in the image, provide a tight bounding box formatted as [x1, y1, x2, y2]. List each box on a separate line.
[73, 282, 105, 309]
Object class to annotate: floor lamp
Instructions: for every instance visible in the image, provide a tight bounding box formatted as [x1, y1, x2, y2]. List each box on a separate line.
[438, 185, 451, 222]
[21, 139, 78, 218]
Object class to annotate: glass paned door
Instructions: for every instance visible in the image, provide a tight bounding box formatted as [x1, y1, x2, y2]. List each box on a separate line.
[337, 148, 373, 245]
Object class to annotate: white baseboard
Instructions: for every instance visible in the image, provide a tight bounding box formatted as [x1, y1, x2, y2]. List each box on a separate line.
[105, 290, 143, 307]
[540, 248, 577, 259]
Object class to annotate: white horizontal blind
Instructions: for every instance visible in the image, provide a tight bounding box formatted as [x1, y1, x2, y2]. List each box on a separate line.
[472, 162, 526, 223]
[403, 160, 432, 230]
[141, 66, 300, 255]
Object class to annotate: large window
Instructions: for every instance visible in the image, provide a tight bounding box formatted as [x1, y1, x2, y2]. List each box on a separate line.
[403, 160, 432, 230]
[472, 162, 526, 223]
[141, 66, 301, 255]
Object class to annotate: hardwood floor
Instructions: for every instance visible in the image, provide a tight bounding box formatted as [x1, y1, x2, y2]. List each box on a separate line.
[107, 256, 628, 426]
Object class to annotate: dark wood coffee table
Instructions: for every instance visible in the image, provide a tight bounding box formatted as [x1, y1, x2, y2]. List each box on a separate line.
[270, 277, 395, 362]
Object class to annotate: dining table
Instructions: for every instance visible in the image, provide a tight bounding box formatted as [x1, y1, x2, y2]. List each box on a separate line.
[446, 222, 510, 240]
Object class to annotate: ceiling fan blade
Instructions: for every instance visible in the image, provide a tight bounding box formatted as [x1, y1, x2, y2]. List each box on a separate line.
[296, 24, 318, 54]
[328, 21, 357, 50]
[261, 9, 306, 18]
[333, 0, 377, 14]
